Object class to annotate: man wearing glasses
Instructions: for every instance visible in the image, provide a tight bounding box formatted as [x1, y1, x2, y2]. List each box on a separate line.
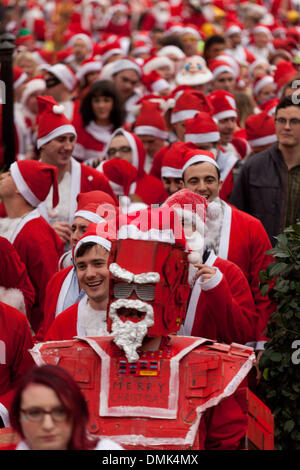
[230, 95, 300, 246]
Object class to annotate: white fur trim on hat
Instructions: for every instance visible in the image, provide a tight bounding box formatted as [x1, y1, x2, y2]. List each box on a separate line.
[111, 59, 141, 77]
[37, 124, 77, 149]
[14, 72, 28, 89]
[143, 56, 174, 75]
[21, 78, 46, 105]
[171, 109, 199, 124]
[74, 235, 111, 259]
[157, 46, 186, 60]
[212, 65, 234, 79]
[0, 286, 26, 314]
[47, 64, 76, 91]
[10, 161, 41, 207]
[151, 78, 170, 93]
[248, 134, 277, 147]
[253, 76, 274, 96]
[182, 155, 220, 174]
[161, 166, 183, 178]
[74, 210, 106, 224]
[185, 131, 220, 144]
[213, 109, 237, 121]
[134, 125, 168, 140]
[102, 48, 122, 64]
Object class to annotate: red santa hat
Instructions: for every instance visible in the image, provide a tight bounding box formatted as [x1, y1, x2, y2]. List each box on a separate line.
[184, 112, 220, 144]
[253, 24, 272, 39]
[76, 58, 102, 82]
[214, 53, 240, 78]
[208, 59, 236, 80]
[74, 190, 117, 224]
[131, 40, 152, 57]
[133, 100, 168, 140]
[32, 49, 53, 67]
[207, 90, 237, 121]
[163, 188, 207, 264]
[99, 158, 138, 197]
[273, 60, 298, 93]
[68, 33, 94, 53]
[99, 40, 123, 64]
[143, 55, 175, 75]
[20, 76, 46, 105]
[10, 160, 59, 208]
[181, 148, 220, 176]
[161, 142, 195, 179]
[248, 58, 270, 78]
[253, 75, 275, 97]
[73, 222, 113, 260]
[260, 97, 280, 116]
[36, 95, 77, 149]
[46, 63, 77, 91]
[225, 23, 243, 37]
[171, 89, 213, 124]
[245, 112, 277, 147]
[116, 204, 187, 251]
[142, 70, 170, 94]
[110, 58, 142, 78]
[13, 66, 28, 89]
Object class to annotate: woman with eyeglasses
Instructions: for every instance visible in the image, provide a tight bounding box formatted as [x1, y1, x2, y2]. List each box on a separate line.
[3, 365, 123, 450]
[72, 80, 126, 165]
[101, 128, 168, 205]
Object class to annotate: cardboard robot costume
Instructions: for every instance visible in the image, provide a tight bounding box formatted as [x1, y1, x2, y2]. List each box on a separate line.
[30, 205, 255, 450]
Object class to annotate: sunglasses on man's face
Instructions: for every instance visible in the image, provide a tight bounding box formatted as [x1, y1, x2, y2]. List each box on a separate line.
[45, 77, 61, 89]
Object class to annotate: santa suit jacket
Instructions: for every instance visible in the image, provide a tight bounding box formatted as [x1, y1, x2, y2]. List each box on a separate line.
[211, 203, 275, 347]
[0, 301, 34, 427]
[180, 251, 258, 345]
[38, 265, 74, 340]
[38, 157, 117, 224]
[0, 237, 35, 317]
[7, 209, 64, 333]
[45, 296, 108, 341]
[73, 116, 113, 163]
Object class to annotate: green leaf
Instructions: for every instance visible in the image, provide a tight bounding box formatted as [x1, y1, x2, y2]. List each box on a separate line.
[268, 262, 289, 278]
[270, 352, 283, 362]
[284, 420, 295, 433]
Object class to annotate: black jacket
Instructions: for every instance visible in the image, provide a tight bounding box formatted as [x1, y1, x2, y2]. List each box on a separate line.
[230, 143, 300, 246]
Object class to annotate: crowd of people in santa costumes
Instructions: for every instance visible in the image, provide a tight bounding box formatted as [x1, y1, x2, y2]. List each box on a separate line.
[0, 0, 299, 450]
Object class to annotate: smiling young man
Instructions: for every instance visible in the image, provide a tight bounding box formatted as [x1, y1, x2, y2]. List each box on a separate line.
[36, 95, 116, 247]
[45, 224, 112, 341]
[182, 148, 275, 355]
[230, 95, 300, 245]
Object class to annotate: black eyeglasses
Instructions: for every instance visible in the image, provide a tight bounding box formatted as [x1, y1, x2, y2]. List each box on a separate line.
[20, 406, 68, 423]
[275, 117, 300, 127]
[107, 146, 131, 157]
[113, 282, 156, 301]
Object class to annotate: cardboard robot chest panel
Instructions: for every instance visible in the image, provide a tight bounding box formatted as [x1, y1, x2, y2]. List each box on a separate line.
[31, 337, 254, 449]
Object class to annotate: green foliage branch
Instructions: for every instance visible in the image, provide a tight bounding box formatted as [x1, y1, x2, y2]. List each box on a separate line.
[259, 221, 300, 449]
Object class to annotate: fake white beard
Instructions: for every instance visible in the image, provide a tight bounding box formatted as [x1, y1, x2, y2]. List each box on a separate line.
[46, 171, 71, 222]
[188, 263, 199, 287]
[80, 299, 108, 337]
[109, 299, 154, 363]
[0, 216, 22, 241]
[204, 197, 224, 254]
[185, 229, 204, 266]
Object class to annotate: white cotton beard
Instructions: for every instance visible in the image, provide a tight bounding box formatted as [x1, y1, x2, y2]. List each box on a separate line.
[80, 299, 108, 336]
[109, 299, 154, 363]
[204, 197, 224, 254]
[0, 216, 22, 241]
[46, 171, 71, 222]
[188, 263, 198, 287]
